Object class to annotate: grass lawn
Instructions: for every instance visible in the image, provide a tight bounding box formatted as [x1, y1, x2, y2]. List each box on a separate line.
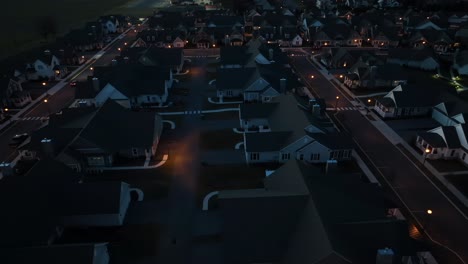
[197, 164, 266, 206]
[199, 129, 243, 150]
[1, 0, 135, 59]
[446, 174, 468, 198]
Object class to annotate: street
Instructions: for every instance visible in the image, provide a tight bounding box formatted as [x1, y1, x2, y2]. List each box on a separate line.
[0, 26, 141, 163]
[290, 52, 468, 264]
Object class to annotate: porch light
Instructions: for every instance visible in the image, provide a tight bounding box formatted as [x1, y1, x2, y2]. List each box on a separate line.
[425, 148, 431, 153]
[43, 99, 48, 103]
[324, 43, 328, 46]
[118, 47, 121, 51]
[213, 44, 216, 47]
[55, 70, 60, 74]
[4, 108, 8, 112]
[339, 75, 343, 78]
[367, 38, 370, 41]
[427, 209, 433, 215]
[310, 75, 315, 79]
[90, 67, 94, 71]
[42, 82, 47, 86]
[354, 39, 357, 42]
[81, 56, 85, 59]
[343, 62, 347, 67]
[422, 41, 426, 44]
[368, 99, 371, 103]
[124, 42, 128, 46]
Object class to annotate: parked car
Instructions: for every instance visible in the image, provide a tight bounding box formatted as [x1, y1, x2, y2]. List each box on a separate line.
[9, 133, 30, 148]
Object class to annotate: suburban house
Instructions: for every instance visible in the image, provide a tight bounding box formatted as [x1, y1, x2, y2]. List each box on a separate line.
[62, 28, 104, 52]
[408, 29, 453, 53]
[432, 101, 468, 127]
[20, 101, 163, 170]
[216, 64, 301, 102]
[321, 48, 379, 69]
[415, 124, 468, 166]
[0, 77, 31, 108]
[138, 47, 185, 74]
[344, 63, 408, 89]
[192, 29, 216, 49]
[99, 15, 126, 34]
[374, 84, 438, 118]
[204, 15, 245, 46]
[243, 94, 353, 164]
[0, 243, 110, 264]
[387, 48, 439, 71]
[92, 63, 174, 108]
[0, 158, 135, 230]
[133, 29, 187, 48]
[453, 50, 468, 76]
[25, 50, 66, 80]
[252, 11, 299, 46]
[311, 23, 363, 48]
[201, 159, 426, 264]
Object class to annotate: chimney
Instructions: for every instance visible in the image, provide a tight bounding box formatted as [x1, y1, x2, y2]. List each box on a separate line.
[325, 159, 338, 174]
[0, 162, 13, 178]
[269, 48, 274, 61]
[280, 78, 287, 93]
[92, 77, 100, 92]
[41, 138, 55, 157]
[376, 248, 395, 264]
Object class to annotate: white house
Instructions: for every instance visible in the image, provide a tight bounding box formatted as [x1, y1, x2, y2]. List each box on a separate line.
[387, 48, 439, 71]
[242, 94, 353, 164]
[416, 124, 468, 166]
[25, 50, 63, 80]
[291, 35, 303, 47]
[375, 84, 436, 118]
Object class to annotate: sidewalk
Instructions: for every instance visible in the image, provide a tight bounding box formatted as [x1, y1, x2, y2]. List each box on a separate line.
[0, 25, 136, 132]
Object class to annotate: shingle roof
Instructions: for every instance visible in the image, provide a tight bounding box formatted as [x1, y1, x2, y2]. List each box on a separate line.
[307, 133, 354, 150]
[0, 244, 103, 264]
[418, 132, 447, 148]
[78, 100, 162, 152]
[216, 67, 258, 91]
[240, 102, 279, 119]
[245, 131, 293, 152]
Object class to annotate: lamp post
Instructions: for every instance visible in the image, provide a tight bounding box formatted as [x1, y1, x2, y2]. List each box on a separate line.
[335, 96, 340, 110]
[423, 148, 431, 165]
[44, 99, 50, 115]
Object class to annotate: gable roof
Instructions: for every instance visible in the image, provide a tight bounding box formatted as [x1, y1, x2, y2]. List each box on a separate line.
[77, 100, 162, 152]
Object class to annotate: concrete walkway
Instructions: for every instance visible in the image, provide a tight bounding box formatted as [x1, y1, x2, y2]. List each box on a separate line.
[159, 108, 239, 116]
[102, 154, 169, 170]
[207, 97, 242, 105]
[202, 191, 219, 211]
[234, 141, 244, 150]
[163, 120, 176, 129]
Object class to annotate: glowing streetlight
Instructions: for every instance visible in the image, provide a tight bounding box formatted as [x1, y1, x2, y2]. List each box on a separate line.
[90, 67, 94, 71]
[118, 47, 121, 51]
[427, 209, 433, 215]
[4, 108, 8, 112]
[423, 148, 431, 164]
[335, 96, 340, 109]
[368, 99, 371, 103]
[124, 42, 128, 46]
[43, 99, 48, 103]
[212, 44, 216, 48]
[42, 82, 47, 86]
[339, 74, 343, 78]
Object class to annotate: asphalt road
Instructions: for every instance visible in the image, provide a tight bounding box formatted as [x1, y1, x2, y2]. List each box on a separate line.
[0, 27, 140, 163]
[290, 53, 468, 263]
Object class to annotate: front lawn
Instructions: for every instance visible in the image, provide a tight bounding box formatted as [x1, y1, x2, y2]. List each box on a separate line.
[199, 129, 243, 150]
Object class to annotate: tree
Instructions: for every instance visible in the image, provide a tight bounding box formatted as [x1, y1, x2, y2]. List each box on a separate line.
[37, 16, 58, 41]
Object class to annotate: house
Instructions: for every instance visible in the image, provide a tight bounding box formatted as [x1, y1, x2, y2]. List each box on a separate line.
[216, 64, 300, 102]
[25, 50, 64, 80]
[321, 48, 378, 69]
[415, 124, 468, 165]
[252, 12, 299, 46]
[243, 94, 353, 164]
[344, 63, 408, 89]
[138, 47, 185, 73]
[219, 46, 253, 68]
[408, 29, 453, 53]
[453, 50, 468, 76]
[387, 48, 439, 71]
[192, 29, 216, 49]
[0, 158, 134, 229]
[204, 15, 245, 46]
[208, 160, 425, 264]
[100, 15, 126, 34]
[0, 77, 31, 108]
[311, 23, 362, 48]
[92, 63, 174, 107]
[432, 101, 468, 127]
[374, 84, 438, 118]
[0, 243, 110, 264]
[62, 28, 104, 52]
[20, 101, 163, 169]
[133, 29, 187, 48]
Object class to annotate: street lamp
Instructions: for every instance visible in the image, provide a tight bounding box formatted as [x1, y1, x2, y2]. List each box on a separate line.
[118, 47, 121, 51]
[423, 148, 431, 165]
[310, 75, 315, 79]
[335, 96, 340, 109]
[42, 82, 47, 86]
[90, 67, 94, 71]
[43, 99, 48, 103]
[427, 209, 433, 215]
[44, 99, 50, 115]
[339, 74, 343, 78]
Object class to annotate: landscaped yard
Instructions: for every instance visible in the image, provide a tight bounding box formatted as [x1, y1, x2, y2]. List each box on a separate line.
[199, 129, 243, 150]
